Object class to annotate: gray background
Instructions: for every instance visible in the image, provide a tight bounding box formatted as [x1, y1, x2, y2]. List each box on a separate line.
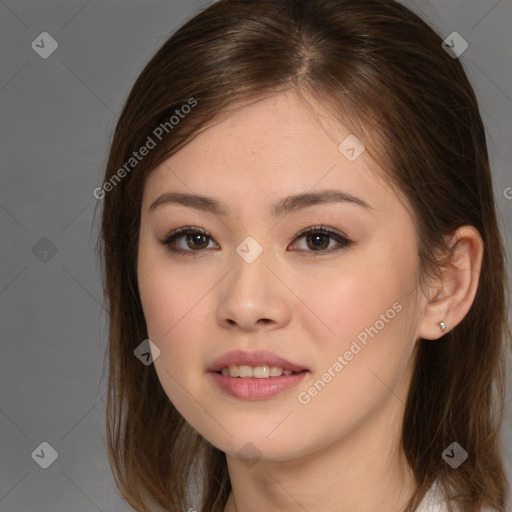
[0, 1, 510, 511]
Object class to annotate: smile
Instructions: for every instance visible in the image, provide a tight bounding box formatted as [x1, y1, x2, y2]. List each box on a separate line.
[218, 364, 299, 378]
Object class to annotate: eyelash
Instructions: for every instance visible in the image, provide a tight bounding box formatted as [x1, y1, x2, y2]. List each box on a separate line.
[159, 225, 353, 257]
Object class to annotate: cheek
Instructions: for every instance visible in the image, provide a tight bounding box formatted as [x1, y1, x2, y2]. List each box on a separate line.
[301, 238, 419, 372]
[138, 266, 205, 342]
[304, 253, 412, 332]
[291, 254, 418, 435]
[137, 230, 203, 337]
[137, 249, 218, 385]
[137, 258, 208, 408]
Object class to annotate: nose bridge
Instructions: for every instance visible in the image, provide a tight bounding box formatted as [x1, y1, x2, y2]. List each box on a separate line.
[229, 235, 273, 299]
[216, 235, 290, 329]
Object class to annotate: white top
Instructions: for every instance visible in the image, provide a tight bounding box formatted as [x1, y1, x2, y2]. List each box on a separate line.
[416, 479, 498, 512]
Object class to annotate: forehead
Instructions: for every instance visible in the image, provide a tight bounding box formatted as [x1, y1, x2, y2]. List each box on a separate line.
[142, 90, 403, 218]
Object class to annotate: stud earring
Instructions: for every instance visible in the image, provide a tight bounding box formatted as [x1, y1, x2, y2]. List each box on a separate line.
[439, 321, 446, 332]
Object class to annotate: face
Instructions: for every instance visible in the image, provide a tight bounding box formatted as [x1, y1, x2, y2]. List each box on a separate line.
[137, 90, 426, 462]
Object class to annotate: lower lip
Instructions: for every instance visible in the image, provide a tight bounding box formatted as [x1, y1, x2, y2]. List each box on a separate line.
[208, 370, 308, 400]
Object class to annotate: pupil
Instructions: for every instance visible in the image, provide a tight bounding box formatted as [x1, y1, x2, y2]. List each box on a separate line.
[308, 234, 328, 250]
[188, 233, 208, 249]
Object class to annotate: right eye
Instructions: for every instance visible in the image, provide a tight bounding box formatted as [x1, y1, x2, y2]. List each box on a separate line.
[159, 226, 219, 256]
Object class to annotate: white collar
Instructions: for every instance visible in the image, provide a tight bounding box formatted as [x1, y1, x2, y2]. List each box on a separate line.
[416, 480, 449, 512]
[416, 480, 497, 512]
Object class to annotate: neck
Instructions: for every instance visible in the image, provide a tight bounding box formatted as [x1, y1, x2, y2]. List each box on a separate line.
[222, 418, 417, 512]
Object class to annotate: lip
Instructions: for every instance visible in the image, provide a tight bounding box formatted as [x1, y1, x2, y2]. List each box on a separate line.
[207, 349, 309, 373]
[209, 371, 309, 400]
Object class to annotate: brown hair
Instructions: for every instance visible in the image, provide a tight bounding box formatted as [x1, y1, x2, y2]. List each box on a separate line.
[96, 1, 511, 510]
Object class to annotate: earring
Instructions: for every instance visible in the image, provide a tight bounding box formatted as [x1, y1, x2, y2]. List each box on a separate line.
[439, 321, 446, 332]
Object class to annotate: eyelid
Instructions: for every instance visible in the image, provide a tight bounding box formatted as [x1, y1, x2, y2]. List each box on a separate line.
[292, 224, 348, 240]
[161, 225, 209, 243]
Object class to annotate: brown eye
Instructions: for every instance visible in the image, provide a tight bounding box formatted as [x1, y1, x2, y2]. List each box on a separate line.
[185, 232, 210, 250]
[291, 225, 353, 255]
[305, 232, 330, 251]
[160, 226, 217, 255]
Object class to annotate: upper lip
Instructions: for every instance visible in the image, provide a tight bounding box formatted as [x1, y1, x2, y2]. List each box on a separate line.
[208, 350, 309, 373]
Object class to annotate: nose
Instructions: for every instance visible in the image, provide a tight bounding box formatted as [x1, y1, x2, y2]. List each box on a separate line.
[215, 246, 292, 332]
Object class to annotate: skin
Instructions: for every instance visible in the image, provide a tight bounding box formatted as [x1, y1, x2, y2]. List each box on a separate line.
[137, 90, 483, 512]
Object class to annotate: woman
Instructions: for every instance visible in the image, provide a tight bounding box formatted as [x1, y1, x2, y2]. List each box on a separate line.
[97, 1, 510, 511]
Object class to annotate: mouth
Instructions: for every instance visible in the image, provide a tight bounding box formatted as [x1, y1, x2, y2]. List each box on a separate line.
[207, 350, 310, 399]
[214, 365, 308, 379]
[207, 349, 309, 375]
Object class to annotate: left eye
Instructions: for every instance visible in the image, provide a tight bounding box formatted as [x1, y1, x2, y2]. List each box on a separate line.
[160, 225, 353, 256]
[291, 225, 352, 253]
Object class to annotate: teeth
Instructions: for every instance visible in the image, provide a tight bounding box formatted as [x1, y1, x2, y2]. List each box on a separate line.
[219, 365, 296, 378]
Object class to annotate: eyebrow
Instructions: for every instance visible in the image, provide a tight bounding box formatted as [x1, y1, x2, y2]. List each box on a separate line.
[148, 189, 372, 217]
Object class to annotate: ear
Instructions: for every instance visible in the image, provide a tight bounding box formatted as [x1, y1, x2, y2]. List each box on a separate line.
[418, 226, 484, 340]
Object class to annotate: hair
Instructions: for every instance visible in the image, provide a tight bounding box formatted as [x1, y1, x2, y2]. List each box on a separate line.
[96, 0, 511, 511]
